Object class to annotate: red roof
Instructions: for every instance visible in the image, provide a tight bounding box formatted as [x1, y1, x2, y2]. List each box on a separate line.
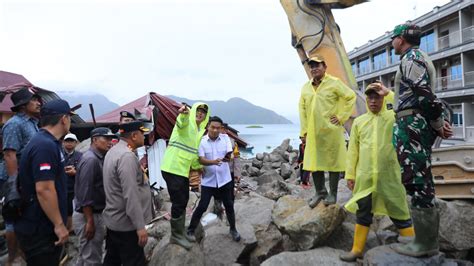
[95, 92, 181, 140]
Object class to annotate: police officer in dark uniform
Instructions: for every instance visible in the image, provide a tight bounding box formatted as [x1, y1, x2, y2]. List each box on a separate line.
[119, 111, 136, 125]
[15, 99, 74, 266]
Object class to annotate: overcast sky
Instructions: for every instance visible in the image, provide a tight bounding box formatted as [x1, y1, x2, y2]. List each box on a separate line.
[0, 0, 449, 122]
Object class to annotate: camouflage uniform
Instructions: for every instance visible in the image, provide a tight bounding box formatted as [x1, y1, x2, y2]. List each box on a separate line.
[393, 46, 444, 208]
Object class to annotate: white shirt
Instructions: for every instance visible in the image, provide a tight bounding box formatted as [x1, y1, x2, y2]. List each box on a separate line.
[199, 134, 233, 188]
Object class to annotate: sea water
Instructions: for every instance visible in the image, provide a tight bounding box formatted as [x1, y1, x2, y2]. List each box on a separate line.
[230, 124, 300, 158]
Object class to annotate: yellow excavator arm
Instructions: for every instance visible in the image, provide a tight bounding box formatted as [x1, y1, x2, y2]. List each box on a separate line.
[280, 0, 367, 129]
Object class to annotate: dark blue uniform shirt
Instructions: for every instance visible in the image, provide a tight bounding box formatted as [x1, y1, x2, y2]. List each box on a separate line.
[15, 129, 68, 235]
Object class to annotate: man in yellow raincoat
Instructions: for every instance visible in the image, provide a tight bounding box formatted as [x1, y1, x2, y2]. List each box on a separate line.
[299, 55, 356, 207]
[339, 83, 414, 262]
[161, 102, 210, 250]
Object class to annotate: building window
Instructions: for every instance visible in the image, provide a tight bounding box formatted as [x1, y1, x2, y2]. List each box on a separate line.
[390, 48, 400, 64]
[420, 30, 435, 53]
[358, 57, 370, 75]
[450, 64, 462, 80]
[351, 62, 358, 76]
[372, 50, 387, 70]
[452, 112, 463, 127]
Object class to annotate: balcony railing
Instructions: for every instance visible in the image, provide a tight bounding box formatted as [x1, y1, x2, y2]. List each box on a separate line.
[434, 74, 463, 92]
[438, 30, 461, 50]
[462, 25, 474, 44]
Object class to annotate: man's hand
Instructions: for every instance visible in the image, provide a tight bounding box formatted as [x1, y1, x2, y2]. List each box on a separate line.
[137, 228, 148, 247]
[368, 81, 390, 96]
[347, 180, 355, 191]
[235, 176, 241, 183]
[214, 158, 223, 166]
[64, 166, 76, 177]
[330, 115, 340, 125]
[84, 219, 96, 240]
[178, 105, 189, 114]
[54, 223, 69, 246]
[436, 121, 453, 139]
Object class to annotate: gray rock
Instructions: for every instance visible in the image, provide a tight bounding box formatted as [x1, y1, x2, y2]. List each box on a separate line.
[326, 222, 380, 251]
[234, 193, 275, 232]
[256, 153, 264, 161]
[363, 245, 471, 266]
[147, 219, 170, 240]
[149, 243, 204, 266]
[276, 139, 290, 154]
[269, 153, 284, 163]
[280, 163, 292, 179]
[263, 154, 271, 163]
[438, 199, 474, 251]
[257, 180, 294, 201]
[271, 162, 281, 169]
[272, 195, 346, 251]
[376, 230, 400, 246]
[287, 145, 293, 153]
[252, 159, 263, 169]
[250, 224, 284, 266]
[259, 163, 274, 175]
[257, 170, 283, 186]
[282, 151, 290, 162]
[261, 247, 355, 266]
[248, 166, 260, 177]
[202, 222, 258, 265]
[241, 169, 249, 177]
[144, 237, 158, 261]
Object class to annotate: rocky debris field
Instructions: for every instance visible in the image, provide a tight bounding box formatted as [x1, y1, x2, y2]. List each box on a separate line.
[62, 139, 474, 265]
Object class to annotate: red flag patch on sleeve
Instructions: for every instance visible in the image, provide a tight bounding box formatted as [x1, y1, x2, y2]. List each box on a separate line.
[39, 163, 51, 171]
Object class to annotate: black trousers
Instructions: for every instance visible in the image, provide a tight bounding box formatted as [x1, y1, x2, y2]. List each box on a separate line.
[103, 228, 146, 266]
[16, 232, 62, 266]
[162, 171, 190, 219]
[188, 181, 236, 232]
[356, 194, 412, 229]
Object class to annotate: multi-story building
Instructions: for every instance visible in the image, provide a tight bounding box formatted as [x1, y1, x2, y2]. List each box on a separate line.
[348, 0, 474, 143]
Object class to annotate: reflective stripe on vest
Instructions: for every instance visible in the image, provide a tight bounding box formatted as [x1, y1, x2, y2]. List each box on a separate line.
[168, 141, 198, 154]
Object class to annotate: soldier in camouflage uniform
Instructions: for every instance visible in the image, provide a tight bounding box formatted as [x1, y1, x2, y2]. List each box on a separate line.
[383, 24, 453, 257]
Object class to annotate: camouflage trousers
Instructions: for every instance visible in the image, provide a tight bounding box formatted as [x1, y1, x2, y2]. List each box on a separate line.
[393, 113, 437, 208]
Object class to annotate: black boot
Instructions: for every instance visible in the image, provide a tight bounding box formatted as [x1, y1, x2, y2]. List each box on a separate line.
[308, 171, 328, 208]
[323, 172, 340, 205]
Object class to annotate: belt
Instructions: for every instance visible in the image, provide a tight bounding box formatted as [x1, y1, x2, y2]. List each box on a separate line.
[396, 108, 421, 119]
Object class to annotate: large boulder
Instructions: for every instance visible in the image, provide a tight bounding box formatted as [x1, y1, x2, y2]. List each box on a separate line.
[288, 152, 298, 165]
[272, 195, 346, 251]
[256, 170, 283, 186]
[149, 243, 205, 266]
[363, 245, 470, 266]
[280, 163, 293, 179]
[256, 153, 264, 161]
[261, 247, 355, 266]
[269, 153, 284, 163]
[259, 163, 274, 175]
[201, 222, 258, 265]
[438, 199, 474, 252]
[234, 192, 275, 232]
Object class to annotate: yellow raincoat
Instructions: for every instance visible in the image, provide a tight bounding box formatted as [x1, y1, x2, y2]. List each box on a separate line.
[299, 73, 356, 172]
[344, 91, 410, 220]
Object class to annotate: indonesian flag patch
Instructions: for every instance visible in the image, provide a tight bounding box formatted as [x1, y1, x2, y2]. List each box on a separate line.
[39, 163, 51, 171]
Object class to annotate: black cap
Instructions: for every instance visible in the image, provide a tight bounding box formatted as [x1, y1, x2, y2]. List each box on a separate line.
[90, 127, 117, 138]
[10, 87, 41, 112]
[118, 121, 151, 134]
[120, 111, 136, 120]
[40, 99, 75, 117]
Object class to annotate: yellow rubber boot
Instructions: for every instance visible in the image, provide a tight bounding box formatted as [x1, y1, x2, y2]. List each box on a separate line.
[339, 224, 370, 262]
[399, 226, 415, 237]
